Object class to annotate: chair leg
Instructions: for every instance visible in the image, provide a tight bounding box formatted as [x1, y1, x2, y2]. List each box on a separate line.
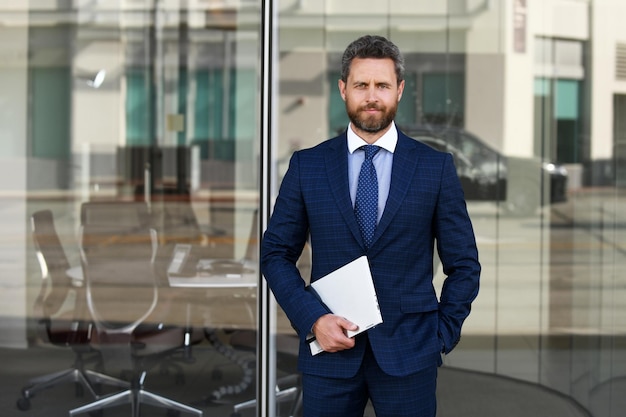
[139, 390, 203, 416]
[288, 390, 303, 417]
[69, 389, 132, 416]
[19, 367, 128, 404]
[22, 368, 78, 395]
[69, 388, 203, 417]
[231, 385, 299, 417]
[83, 368, 130, 391]
[69, 373, 203, 417]
[18, 368, 81, 411]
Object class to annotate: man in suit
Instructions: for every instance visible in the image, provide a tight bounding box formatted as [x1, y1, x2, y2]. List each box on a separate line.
[261, 35, 480, 417]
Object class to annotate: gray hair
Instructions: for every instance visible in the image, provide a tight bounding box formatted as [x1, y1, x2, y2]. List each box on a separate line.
[340, 35, 405, 84]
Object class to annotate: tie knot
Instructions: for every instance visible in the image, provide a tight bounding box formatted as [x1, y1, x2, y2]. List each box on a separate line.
[361, 145, 380, 161]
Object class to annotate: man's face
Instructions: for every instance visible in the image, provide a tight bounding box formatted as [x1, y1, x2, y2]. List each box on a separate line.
[339, 57, 405, 141]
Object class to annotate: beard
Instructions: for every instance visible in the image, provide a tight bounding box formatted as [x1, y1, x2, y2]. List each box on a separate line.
[346, 101, 397, 134]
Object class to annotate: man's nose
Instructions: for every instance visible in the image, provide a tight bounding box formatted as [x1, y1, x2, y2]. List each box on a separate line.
[365, 86, 378, 101]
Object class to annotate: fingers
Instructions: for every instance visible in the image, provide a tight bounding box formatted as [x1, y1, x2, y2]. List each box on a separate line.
[312, 314, 359, 353]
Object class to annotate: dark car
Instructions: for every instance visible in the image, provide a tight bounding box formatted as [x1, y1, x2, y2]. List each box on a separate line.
[400, 126, 568, 216]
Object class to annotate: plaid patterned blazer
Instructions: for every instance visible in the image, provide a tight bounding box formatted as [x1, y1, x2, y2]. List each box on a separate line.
[261, 129, 480, 378]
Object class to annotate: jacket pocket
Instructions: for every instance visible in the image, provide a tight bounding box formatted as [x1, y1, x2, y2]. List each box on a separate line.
[400, 293, 439, 313]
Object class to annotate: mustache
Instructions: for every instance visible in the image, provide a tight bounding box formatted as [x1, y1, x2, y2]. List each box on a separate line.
[361, 104, 383, 111]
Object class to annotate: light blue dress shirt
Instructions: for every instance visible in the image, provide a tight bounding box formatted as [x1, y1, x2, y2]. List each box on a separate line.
[347, 121, 397, 223]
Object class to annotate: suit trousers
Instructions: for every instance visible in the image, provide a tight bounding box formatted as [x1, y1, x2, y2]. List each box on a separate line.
[302, 335, 438, 417]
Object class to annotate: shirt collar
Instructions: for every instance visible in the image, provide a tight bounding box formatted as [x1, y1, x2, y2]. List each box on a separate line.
[347, 121, 398, 154]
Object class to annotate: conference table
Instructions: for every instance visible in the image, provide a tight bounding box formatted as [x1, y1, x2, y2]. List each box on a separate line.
[66, 259, 257, 288]
[167, 258, 258, 289]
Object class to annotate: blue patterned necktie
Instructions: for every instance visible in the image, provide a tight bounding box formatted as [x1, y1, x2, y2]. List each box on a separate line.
[355, 145, 380, 249]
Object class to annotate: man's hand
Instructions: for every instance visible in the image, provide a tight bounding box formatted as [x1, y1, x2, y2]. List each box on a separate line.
[312, 314, 359, 353]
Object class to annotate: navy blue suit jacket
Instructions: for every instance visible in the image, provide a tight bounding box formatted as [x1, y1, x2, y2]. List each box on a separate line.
[261, 129, 480, 379]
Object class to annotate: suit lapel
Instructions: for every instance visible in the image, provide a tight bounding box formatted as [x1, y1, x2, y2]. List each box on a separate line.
[324, 132, 420, 252]
[370, 133, 419, 250]
[325, 134, 364, 248]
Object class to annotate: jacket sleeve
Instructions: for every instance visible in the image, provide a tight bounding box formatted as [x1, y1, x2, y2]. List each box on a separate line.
[435, 153, 481, 354]
[260, 152, 329, 341]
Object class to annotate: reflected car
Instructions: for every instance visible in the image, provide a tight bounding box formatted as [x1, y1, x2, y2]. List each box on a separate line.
[400, 126, 568, 216]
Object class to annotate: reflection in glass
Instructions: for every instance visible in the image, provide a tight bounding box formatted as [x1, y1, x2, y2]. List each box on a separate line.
[0, 1, 624, 416]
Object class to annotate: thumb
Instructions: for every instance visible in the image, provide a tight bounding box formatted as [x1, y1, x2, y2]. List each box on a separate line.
[337, 317, 359, 332]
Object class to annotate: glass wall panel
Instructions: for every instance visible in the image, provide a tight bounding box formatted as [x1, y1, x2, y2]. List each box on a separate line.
[1, 0, 264, 416]
[1, 1, 625, 416]
[271, 1, 624, 417]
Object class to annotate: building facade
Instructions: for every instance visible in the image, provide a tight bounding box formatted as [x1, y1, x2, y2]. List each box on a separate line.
[0, 0, 624, 416]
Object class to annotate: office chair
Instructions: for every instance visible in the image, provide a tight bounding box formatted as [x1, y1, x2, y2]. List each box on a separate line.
[17, 210, 129, 411]
[69, 201, 202, 417]
[147, 186, 224, 247]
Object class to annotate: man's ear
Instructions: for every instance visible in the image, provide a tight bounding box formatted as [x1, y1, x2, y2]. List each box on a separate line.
[338, 79, 346, 101]
[397, 79, 405, 102]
